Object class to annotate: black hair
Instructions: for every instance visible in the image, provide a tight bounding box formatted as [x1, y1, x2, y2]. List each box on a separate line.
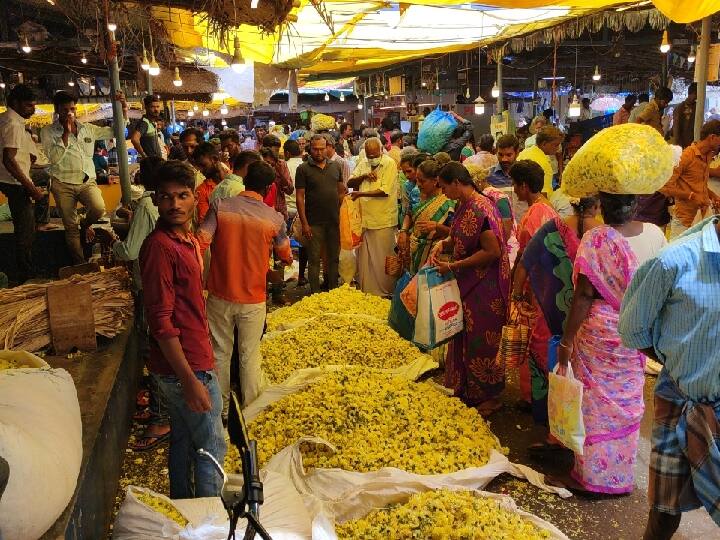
[451, 124, 466, 139]
[496, 134, 520, 151]
[688, 82, 698, 96]
[478, 134, 494, 152]
[412, 152, 432, 168]
[137, 156, 165, 191]
[155, 160, 196, 190]
[322, 133, 336, 147]
[218, 129, 240, 144]
[417, 159, 439, 179]
[571, 196, 598, 238]
[179, 128, 203, 142]
[625, 94, 637, 105]
[7, 84, 35, 106]
[259, 147, 277, 162]
[381, 117, 395, 131]
[390, 130, 404, 144]
[283, 139, 301, 157]
[143, 95, 160, 107]
[509, 160, 544, 194]
[638, 93, 650, 103]
[400, 152, 418, 166]
[232, 150, 262, 172]
[193, 141, 218, 160]
[438, 161, 475, 190]
[655, 87, 674, 102]
[599, 192, 637, 225]
[244, 161, 276, 194]
[262, 134, 281, 148]
[433, 152, 452, 166]
[53, 90, 76, 109]
[700, 120, 720, 140]
[339, 122, 352, 134]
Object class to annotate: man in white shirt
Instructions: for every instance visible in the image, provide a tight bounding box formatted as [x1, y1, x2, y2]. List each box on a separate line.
[348, 137, 399, 297]
[0, 84, 43, 283]
[41, 90, 128, 264]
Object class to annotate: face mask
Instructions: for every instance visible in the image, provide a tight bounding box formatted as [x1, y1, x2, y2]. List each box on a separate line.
[368, 157, 381, 168]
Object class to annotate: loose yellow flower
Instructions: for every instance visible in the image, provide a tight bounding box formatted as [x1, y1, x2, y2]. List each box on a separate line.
[336, 490, 551, 540]
[261, 314, 431, 384]
[244, 371, 506, 475]
[266, 285, 390, 331]
[135, 491, 189, 527]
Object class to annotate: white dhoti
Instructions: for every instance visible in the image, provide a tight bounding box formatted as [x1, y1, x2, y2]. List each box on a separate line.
[357, 226, 398, 297]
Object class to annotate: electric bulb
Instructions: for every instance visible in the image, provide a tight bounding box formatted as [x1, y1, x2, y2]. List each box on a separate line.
[592, 65, 601, 82]
[188, 110, 194, 117]
[141, 49, 150, 71]
[0, 82, 5, 89]
[81, 54, 88, 64]
[107, 22, 117, 32]
[357, 101, 363, 110]
[173, 67, 183, 87]
[220, 102, 228, 115]
[660, 30, 671, 53]
[149, 57, 160, 76]
[202, 108, 209, 117]
[221, 119, 227, 126]
[21, 37, 31, 54]
[324, 92, 330, 102]
[68, 80, 75, 87]
[90, 84, 95, 90]
[474, 97, 485, 115]
[339, 92, 345, 102]
[688, 45, 696, 63]
[193, 103, 199, 111]
[568, 95, 581, 118]
[491, 81, 500, 98]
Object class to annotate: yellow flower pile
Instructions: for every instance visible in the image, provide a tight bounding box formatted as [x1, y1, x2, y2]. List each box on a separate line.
[266, 285, 390, 331]
[135, 491, 189, 528]
[336, 489, 551, 540]
[246, 371, 505, 474]
[562, 123, 675, 197]
[261, 314, 430, 384]
[0, 358, 28, 370]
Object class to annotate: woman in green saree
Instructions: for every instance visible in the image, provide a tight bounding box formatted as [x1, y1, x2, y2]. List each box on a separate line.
[399, 159, 455, 274]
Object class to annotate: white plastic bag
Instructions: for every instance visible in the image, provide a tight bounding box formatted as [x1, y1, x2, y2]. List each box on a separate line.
[413, 267, 463, 349]
[548, 364, 586, 455]
[338, 249, 356, 285]
[0, 352, 82, 540]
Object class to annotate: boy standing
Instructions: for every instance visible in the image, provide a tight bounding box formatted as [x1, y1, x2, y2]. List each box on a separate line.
[140, 160, 225, 498]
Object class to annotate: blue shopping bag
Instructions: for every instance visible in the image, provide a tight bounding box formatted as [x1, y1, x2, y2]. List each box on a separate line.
[388, 272, 415, 341]
[547, 335, 562, 373]
[417, 107, 458, 154]
[412, 267, 464, 350]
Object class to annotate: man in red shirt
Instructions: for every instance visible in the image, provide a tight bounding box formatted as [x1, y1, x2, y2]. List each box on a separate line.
[140, 160, 226, 499]
[198, 161, 292, 413]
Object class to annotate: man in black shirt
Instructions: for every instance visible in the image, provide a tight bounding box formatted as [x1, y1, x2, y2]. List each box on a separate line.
[295, 134, 346, 294]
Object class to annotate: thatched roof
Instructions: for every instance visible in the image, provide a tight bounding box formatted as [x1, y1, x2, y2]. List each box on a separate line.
[136, 64, 219, 102]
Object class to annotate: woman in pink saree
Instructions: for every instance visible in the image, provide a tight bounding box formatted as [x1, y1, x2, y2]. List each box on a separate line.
[555, 193, 655, 494]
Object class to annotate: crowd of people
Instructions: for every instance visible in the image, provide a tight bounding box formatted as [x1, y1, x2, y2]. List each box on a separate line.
[1, 82, 720, 538]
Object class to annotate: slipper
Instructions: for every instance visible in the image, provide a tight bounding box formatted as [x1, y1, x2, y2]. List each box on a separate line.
[527, 442, 568, 458]
[131, 431, 170, 452]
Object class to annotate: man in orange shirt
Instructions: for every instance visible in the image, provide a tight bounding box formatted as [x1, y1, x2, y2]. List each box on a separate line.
[193, 142, 224, 223]
[660, 120, 720, 239]
[197, 161, 292, 413]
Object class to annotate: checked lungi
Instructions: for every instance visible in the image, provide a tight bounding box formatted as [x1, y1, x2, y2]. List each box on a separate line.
[648, 370, 720, 526]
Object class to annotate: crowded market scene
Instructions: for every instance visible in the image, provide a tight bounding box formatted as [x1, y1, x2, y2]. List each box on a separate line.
[1, 0, 720, 539]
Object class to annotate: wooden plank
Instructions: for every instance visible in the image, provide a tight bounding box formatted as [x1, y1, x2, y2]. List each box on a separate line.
[46, 283, 97, 354]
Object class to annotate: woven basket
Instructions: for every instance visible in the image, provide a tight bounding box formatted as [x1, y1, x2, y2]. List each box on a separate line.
[384, 255, 403, 277]
[497, 304, 531, 369]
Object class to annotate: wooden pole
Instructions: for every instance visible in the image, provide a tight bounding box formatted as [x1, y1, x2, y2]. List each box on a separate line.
[496, 55, 504, 113]
[103, 0, 131, 206]
[694, 17, 711, 141]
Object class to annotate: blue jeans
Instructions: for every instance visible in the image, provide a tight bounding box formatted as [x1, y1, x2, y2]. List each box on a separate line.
[152, 370, 227, 499]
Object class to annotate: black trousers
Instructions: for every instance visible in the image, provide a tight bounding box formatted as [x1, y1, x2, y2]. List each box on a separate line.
[0, 183, 35, 283]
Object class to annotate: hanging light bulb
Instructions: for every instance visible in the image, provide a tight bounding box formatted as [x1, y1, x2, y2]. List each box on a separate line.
[231, 36, 244, 72]
[149, 53, 160, 76]
[90, 84, 95, 90]
[339, 92, 345, 102]
[491, 81, 500, 98]
[188, 109, 195, 117]
[568, 95, 581, 118]
[81, 53, 88, 64]
[357, 99, 363, 110]
[141, 47, 150, 71]
[435, 80, 440, 91]
[220, 101, 228, 115]
[21, 37, 31, 54]
[465, 87, 470, 100]
[592, 65, 601, 82]
[202, 108, 209, 117]
[421, 81, 427, 88]
[324, 92, 330, 102]
[474, 96, 485, 115]
[688, 45, 696, 63]
[68, 79, 75, 87]
[221, 119, 227, 126]
[0, 82, 6, 89]
[660, 30, 671, 53]
[107, 22, 117, 32]
[251, 0, 259, 8]
[193, 103, 199, 111]
[173, 67, 183, 87]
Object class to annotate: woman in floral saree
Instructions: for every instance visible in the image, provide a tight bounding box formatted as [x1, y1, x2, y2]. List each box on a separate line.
[430, 162, 510, 416]
[398, 159, 454, 274]
[554, 193, 662, 494]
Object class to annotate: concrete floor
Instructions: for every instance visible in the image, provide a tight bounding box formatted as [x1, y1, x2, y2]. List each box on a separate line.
[478, 369, 719, 540]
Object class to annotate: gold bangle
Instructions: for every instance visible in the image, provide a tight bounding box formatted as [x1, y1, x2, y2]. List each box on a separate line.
[559, 341, 572, 350]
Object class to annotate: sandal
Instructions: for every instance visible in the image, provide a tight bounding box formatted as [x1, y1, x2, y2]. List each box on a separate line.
[130, 430, 170, 452]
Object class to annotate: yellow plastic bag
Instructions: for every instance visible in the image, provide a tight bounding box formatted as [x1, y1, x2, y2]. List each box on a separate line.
[339, 197, 362, 250]
[548, 364, 585, 455]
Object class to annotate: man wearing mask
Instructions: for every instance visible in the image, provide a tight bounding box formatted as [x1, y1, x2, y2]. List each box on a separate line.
[295, 135, 345, 294]
[130, 95, 163, 159]
[41, 90, 127, 264]
[0, 84, 43, 284]
[348, 137, 399, 297]
[193, 142, 224, 223]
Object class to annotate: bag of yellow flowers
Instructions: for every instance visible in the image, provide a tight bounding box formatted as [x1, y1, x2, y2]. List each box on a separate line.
[310, 113, 337, 133]
[561, 123, 675, 197]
